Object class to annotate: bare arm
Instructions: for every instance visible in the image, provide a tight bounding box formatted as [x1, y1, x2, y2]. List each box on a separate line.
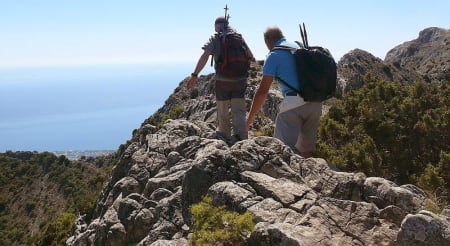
[187, 49, 211, 88]
[246, 75, 274, 130]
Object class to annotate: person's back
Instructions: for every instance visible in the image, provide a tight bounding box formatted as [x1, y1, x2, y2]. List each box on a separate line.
[263, 38, 300, 96]
[208, 23, 252, 80]
[247, 26, 322, 158]
[187, 16, 254, 143]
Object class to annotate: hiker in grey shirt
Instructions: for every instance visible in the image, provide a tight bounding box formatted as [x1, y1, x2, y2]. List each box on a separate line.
[187, 16, 254, 142]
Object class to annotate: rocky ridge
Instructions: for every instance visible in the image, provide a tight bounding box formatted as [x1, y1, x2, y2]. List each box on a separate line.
[336, 49, 421, 94]
[67, 27, 450, 245]
[68, 117, 450, 245]
[337, 27, 449, 94]
[385, 27, 450, 83]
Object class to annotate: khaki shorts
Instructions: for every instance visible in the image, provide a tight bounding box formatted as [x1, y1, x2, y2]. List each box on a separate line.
[215, 79, 248, 139]
[275, 99, 322, 152]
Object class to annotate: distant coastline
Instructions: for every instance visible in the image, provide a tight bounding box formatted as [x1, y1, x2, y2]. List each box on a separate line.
[52, 150, 116, 160]
[0, 63, 197, 152]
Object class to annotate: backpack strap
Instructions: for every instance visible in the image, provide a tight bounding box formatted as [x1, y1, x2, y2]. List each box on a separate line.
[272, 45, 296, 53]
[271, 46, 301, 94]
[210, 33, 224, 67]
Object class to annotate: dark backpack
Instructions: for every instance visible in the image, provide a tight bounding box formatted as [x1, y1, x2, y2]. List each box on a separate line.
[273, 24, 337, 102]
[215, 32, 251, 77]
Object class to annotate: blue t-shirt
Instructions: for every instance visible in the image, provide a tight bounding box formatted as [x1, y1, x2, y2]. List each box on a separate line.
[262, 38, 300, 95]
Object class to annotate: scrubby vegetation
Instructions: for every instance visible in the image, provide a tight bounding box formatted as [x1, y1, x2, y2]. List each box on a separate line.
[252, 112, 275, 137]
[189, 196, 255, 245]
[318, 74, 450, 209]
[148, 105, 185, 128]
[0, 151, 114, 245]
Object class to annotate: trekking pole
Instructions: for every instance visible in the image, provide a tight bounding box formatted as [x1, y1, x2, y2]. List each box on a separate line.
[299, 23, 309, 49]
[224, 4, 230, 22]
[303, 23, 309, 48]
[299, 24, 305, 48]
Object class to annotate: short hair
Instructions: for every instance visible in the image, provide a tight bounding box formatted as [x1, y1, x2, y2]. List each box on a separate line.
[264, 26, 284, 41]
[215, 16, 228, 25]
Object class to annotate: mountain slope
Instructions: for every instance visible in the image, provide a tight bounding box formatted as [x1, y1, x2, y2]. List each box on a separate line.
[336, 27, 450, 95]
[0, 151, 115, 245]
[336, 48, 422, 94]
[67, 25, 450, 243]
[2, 26, 449, 246]
[69, 115, 449, 245]
[385, 27, 450, 83]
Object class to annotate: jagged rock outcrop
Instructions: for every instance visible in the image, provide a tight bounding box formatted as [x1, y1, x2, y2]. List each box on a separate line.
[385, 27, 450, 83]
[68, 27, 450, 245]
[336, 49, 421, 94]
[67, 118, 449, 245]
[336, 27, 449, 95]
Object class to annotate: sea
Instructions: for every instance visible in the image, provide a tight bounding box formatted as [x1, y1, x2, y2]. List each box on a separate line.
[0, 63, 210, 153]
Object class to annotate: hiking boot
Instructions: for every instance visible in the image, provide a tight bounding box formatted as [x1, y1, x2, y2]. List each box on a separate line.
[231, 134, 242, 142]
[208, 131, 231, 142]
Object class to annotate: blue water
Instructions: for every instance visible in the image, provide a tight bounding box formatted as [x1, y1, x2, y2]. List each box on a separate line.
[0, 64, 196, 152]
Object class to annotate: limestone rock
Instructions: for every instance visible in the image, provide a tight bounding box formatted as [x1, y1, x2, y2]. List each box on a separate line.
[67, 119, 450, 245]
[385, 27, 450, 83]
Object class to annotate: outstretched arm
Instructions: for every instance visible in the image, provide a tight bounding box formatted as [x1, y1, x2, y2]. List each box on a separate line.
[246, 75, 274, 130]
[187, 49, 211, 88]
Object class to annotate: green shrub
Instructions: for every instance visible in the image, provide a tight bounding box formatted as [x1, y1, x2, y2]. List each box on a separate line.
[0, 151, 113, 245]
[159, 105, 185, 127]
[252, 113, 275, 137]
[416, 164, 445, 191]
[318, 74, 450, 207]
[25, 201, 36, 214]
[190, 88, 199, 99]
[424, 198, 441, 214]
[37, 212, 77, 246]
[189, 196, 255, 246]
[148, 105, 185, 128]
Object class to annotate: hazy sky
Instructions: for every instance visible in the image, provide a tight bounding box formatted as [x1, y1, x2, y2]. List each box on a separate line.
[1, 0, 449, 68]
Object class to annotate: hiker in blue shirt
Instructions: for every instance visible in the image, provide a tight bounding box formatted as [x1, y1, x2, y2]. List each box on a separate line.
[247, 26, 322, 158]
[187, 16, 254, 143]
